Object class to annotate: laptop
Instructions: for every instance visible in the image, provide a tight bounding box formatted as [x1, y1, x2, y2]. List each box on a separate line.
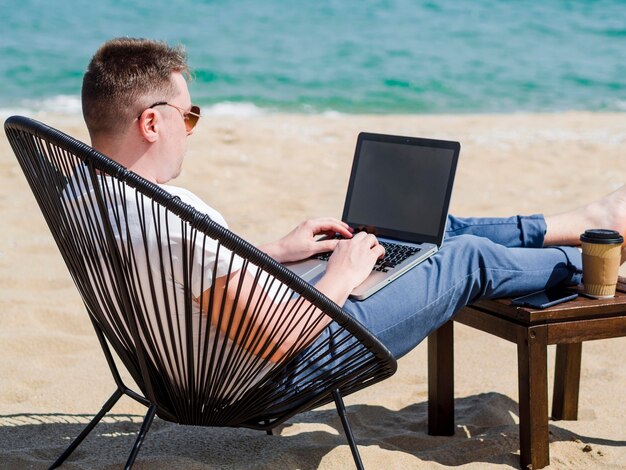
[286, 132, 460, 300]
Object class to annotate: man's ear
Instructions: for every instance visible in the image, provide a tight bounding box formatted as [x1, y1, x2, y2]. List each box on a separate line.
[138, 109, 159, 143]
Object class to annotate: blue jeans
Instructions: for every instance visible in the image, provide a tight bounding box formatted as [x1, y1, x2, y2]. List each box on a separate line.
[316, 214, 583, 361]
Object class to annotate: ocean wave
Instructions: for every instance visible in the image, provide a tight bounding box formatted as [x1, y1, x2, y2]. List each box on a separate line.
[615, 100, 626, 111]
[202, 101, 344, 117]
[203, 102, 266, 117]
[0, 95, 83, 119]
[2, 94, 625, 120]
[0, 97, 344, 120]
[24, 95, 83, 114]
[0, 97, 269, 119]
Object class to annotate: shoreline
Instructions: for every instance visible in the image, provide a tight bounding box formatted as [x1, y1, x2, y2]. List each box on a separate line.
[1, 111, 625, 468]
[2, 106, 625, 121]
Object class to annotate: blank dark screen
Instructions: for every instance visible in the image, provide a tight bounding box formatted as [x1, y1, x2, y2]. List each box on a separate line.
[345, 140, 455, 237]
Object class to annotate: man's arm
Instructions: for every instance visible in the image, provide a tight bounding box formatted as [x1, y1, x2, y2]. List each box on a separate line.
[198, 218, 384, 362]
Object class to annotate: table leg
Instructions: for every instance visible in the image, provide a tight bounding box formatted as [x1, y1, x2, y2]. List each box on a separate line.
[428, 320, 454, 436]
[552, 342, 582, 420]
[517, 325, 550, 469]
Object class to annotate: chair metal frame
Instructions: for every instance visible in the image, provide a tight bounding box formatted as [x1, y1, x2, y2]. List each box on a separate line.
[5, 116, 397, 469]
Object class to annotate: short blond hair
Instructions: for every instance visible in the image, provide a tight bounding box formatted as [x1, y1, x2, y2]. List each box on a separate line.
[82, 38, 189, 138]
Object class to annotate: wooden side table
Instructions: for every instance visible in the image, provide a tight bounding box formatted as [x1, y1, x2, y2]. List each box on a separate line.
[427, 281, 626, 469]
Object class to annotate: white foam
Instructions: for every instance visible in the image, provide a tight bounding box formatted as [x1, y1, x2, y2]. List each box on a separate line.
[615, 100, 626, 111]
[204, 102, 266, 117]
[0, 97, 345, 121]
[26, 95, 82, 114]
[321, 109, 344, 118]
[0, 95, 82, 118]
[301, 105, 344, 117]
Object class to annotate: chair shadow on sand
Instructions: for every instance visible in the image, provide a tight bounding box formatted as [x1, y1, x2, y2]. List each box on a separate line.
[2, 392, 623, 469]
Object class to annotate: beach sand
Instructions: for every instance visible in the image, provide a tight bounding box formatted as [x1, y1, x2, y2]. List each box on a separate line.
[1, 111, 625, 469]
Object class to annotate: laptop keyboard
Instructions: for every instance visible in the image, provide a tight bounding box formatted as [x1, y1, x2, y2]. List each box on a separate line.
[313, 240, 421, 273]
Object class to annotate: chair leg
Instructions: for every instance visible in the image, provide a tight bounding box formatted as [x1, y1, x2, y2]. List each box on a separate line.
[332, 389, 364, 470]
[124, 404, 157, 470]
[49, 389, 124, 469]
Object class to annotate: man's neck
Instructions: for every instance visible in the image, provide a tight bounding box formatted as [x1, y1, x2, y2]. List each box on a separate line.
[91, 135, 157, 183]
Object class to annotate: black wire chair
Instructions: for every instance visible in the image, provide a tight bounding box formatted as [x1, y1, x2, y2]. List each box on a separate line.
[5, 116, 397, 469]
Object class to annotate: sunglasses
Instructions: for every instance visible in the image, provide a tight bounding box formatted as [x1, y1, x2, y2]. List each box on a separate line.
[138, 101, 201, 132]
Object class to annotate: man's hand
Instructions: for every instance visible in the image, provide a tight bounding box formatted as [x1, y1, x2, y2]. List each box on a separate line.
[313, 231, 385, 306]
[259, 218, 385, 306]
[326, 231, 385, 289]
[259, 217, 353, 263]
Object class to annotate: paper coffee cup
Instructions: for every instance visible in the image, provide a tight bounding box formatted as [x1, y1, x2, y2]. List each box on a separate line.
[580, 229, 624, 298]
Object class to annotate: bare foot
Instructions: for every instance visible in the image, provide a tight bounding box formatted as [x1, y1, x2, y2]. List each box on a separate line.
[580, 184, 626, 236]
[545, 184, 626, 246]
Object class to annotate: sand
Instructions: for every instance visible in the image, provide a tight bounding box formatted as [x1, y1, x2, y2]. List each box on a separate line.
[1, 111, 625, 469]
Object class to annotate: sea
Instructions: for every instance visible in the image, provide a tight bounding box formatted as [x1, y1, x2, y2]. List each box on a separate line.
[2, 0, 626, 116]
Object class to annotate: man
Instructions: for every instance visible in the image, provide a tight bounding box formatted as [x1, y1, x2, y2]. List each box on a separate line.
[81, 37, 626, 365]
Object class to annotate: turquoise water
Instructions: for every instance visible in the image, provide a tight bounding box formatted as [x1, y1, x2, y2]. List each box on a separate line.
[2, 0, 626, 115]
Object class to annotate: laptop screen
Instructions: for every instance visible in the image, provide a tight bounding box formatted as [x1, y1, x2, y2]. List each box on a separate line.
[342, 132, 460, 245]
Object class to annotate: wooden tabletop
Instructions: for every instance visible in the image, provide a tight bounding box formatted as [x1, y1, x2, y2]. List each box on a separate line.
[469, 279, 626, 324]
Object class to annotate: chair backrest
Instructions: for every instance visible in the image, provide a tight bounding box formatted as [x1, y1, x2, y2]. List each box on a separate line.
[5, 116, 396, 428]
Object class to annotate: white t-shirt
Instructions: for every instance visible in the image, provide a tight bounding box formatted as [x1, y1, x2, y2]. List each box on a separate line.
[64, 169, 271, 401]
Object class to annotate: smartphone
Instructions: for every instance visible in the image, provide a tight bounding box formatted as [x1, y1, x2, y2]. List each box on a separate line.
[511, 287, 578, 309]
